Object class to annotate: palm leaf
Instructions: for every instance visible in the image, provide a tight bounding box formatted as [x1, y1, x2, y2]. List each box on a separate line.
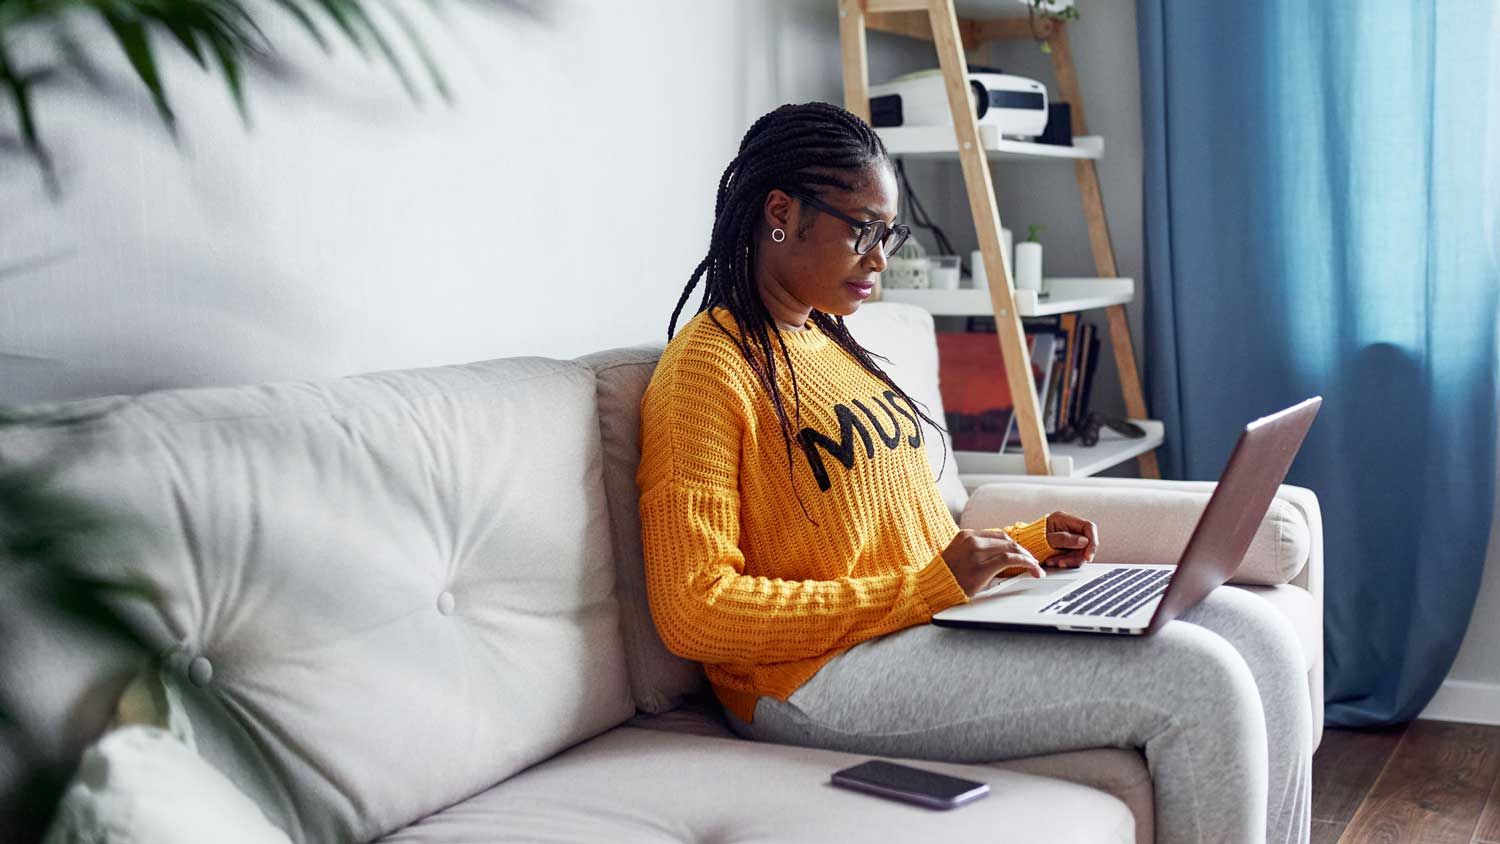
[338, 0, 419, 101]
[381, 0, 451, 104]
[0, 0, 490, 185]
[0, 37, 58, 193]
[99, 10, 178, 137]
[310, 0, 371, 57]
[268, 0, 330, 52]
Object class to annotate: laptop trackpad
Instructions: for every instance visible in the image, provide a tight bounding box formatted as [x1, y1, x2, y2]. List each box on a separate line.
[975, 574, 1079, 600]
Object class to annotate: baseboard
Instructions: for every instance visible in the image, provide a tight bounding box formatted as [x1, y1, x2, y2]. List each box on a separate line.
[1419, 679, 1500, 725]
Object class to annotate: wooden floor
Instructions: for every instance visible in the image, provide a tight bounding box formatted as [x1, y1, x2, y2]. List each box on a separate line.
[1313, 719, 1500, 844]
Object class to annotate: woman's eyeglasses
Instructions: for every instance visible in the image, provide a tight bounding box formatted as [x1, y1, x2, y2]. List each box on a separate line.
[786, 190, 911, 257]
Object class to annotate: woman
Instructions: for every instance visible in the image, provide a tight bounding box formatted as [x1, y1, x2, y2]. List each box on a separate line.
[635, 101, 1311, 844]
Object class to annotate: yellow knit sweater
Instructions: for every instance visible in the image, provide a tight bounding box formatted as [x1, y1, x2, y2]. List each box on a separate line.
[636, 306, 1058, 724]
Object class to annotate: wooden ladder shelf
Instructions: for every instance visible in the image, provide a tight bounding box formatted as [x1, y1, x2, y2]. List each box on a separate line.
[837, 0, 1160, 479]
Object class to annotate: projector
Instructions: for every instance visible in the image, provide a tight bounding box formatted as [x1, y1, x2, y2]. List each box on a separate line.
[869, 68, 1049, 139]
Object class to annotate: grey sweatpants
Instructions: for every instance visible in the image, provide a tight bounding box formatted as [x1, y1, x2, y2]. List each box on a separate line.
[723, 585, 1312, 844]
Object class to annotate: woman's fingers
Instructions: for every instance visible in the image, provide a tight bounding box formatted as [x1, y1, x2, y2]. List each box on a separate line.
[994, 555, 1045, 579]
[1047, 530, 1089, 550]
[1047, 514, 1101, 564]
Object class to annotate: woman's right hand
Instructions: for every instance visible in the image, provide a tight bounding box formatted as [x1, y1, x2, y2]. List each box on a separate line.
[941, 528, 1046, 598]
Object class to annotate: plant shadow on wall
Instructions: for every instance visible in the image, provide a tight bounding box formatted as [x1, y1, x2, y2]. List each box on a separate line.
[0, 2, 550, 840]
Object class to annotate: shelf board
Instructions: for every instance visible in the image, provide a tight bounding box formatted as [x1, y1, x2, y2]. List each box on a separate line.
[879, 277, 1134, 317]
[877, 125, 1103, 160]
[953, 419, 1165, 482]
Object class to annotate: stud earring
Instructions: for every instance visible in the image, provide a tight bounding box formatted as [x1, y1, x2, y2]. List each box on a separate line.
[772, 227, 785, 243]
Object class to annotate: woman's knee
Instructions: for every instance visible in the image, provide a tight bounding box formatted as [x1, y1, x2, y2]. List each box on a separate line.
[1151, 622, 1266, 738]
[1188, 587, 1309, 692]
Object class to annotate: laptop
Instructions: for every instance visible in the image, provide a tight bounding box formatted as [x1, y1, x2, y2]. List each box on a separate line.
[932, 396, 1321, 636]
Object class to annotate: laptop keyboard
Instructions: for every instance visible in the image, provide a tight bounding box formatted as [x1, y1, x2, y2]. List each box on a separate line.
[1039, 567, 1172, 618]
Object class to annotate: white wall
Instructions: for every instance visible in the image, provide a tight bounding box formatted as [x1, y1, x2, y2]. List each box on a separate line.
[0, 0, 948, 406]
[1, 0, 1495, 723]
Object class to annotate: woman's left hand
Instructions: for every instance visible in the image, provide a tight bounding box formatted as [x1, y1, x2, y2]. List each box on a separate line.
[1044, 511, 1098, 568]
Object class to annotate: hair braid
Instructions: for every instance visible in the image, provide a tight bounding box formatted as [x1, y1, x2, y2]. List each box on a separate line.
[666, 102, 951, 527]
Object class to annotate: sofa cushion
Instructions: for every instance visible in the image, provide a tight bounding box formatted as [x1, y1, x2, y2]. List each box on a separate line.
[842, 303, 969, 521]
[376, 726, 1135, 843]
[575, 345, 709, 714]
[626, 692, 1156, 844]
[0, 357, 634, 843]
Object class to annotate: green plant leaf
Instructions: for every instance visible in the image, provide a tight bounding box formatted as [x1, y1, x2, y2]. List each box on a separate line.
[380, 0, 450, 104]
[0, 40, 58, 194]
[340, 1, 420, 101]
[158, 17, 209, 70]
[100, 10, 178, 137]
[3, 0, 487, 193]
[269, 0, 332, 52]
[205, 29, 249, 125]
[312, 0, 372, 58]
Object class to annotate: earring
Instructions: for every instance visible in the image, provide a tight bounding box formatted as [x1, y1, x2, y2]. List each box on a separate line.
[772, 227, 785, 243]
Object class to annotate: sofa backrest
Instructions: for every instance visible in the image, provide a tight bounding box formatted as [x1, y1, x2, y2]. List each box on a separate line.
[579, 302, 967, 715]
[0, 357, 634, 844]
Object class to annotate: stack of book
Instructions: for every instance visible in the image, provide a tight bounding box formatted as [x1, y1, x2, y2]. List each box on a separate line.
[935, 314, 1102, 453]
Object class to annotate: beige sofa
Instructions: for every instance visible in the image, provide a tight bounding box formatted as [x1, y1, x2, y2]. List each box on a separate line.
[0, 302, 1321, 843]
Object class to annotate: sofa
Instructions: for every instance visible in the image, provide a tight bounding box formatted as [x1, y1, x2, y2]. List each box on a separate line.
[0, 302, 1322, 843]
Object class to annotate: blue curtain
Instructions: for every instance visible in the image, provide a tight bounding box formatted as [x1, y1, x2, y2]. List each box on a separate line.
[1137, 1, 1499, 726]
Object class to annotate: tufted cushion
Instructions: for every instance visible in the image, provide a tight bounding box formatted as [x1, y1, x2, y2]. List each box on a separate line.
[0, 357, 635, 843]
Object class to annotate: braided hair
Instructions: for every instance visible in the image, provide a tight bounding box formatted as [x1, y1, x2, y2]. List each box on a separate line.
[666, 101, 951, 527]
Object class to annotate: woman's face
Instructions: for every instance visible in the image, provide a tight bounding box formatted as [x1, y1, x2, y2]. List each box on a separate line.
[757, 164, 899, 323]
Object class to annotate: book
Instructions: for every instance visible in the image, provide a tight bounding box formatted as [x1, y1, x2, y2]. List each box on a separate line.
[937, 330, 1043, 452]
[1042, 346, 1064, 435]
[1074, 327, 1102, 425]
[1067, 321, 1093, 428]
[1056, 313, 1081, 432]
[1000, 330, 1058, 452]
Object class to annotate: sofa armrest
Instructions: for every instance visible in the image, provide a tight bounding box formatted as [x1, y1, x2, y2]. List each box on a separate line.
[959, 475, 1323, 595]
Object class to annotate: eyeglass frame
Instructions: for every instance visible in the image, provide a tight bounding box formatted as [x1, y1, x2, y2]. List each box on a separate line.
[784, 190, 911, 257]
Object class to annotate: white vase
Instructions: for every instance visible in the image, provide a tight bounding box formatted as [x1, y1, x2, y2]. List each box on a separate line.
[1015, 241, 1043, 291]
[971, 229, 1013, 290]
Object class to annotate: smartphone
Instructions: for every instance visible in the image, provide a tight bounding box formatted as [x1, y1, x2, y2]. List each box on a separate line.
[830, 759, 990, 810]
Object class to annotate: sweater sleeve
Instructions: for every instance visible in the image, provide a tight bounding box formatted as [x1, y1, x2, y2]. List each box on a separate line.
[638, 478, 970, 666]
[1002, 516, 1062, 563]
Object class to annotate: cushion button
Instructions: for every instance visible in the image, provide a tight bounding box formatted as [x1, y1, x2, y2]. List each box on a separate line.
[437, 591, 455, 616]
[188, 657, 213, 687]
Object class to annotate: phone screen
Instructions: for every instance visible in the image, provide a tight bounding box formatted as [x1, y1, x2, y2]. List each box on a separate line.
[830, 760, 990, 809]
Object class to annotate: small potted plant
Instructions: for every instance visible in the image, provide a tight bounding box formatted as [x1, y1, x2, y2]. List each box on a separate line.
[1014, 224, 1045, 292]
[1026, 0, 1080, 53]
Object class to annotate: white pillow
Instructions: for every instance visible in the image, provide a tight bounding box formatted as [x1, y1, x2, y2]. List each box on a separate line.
[43, 656, 291, 844]
[43, 725, 293, 844]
